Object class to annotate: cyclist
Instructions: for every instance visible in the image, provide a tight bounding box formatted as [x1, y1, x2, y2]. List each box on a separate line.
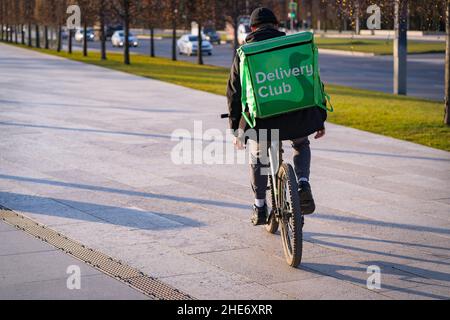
[226, 7, 327, 226]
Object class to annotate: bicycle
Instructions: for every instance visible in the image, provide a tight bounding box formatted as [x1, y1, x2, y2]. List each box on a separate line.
[221, 114, 303, 267]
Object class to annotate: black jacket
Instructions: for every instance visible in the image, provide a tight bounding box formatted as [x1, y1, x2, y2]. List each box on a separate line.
[226, 26, 327, 141]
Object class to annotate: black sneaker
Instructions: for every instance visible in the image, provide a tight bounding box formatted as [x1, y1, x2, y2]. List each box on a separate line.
[299, 181, 316, 215]
[251, 204, 268, 226]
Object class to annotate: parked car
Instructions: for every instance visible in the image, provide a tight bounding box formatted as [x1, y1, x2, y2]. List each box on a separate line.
[177, 35, 213, 56]
[111, 31, 139, 47]
[61, 27, 69, 40]
[106, 25, 123, 39]
[74, 28, 95, 42]
[203, 28, 221, 45]
[237, 23, 251, 45]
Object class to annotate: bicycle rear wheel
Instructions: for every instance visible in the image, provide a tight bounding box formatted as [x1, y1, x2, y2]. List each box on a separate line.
[277, 163, 303, 267]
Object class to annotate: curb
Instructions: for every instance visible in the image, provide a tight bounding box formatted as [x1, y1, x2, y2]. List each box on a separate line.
[318, 48, 376, 57]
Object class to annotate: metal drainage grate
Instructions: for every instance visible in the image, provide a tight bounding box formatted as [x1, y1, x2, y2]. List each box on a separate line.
[0, 205, 195, 300]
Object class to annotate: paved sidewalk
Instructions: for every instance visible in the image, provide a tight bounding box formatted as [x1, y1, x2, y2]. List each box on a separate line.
[0, 220, 148, 299]
[0, 43, 449, 300]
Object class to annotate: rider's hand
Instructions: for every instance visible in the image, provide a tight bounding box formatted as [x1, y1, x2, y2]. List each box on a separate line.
[233, 136, 245, 150]
[314, 128, 326, 139]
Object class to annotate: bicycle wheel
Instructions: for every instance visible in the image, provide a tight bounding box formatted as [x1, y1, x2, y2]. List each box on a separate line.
[265, 175, 279, 234]
[277, 163, 303, 267]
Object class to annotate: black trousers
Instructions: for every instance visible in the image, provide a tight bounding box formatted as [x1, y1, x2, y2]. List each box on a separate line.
[248, 137, 311, 199]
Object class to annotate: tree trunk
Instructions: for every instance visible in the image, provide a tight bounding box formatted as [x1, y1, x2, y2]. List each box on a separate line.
[355, 0, 360, 35]
[394, 0, 408, 95]
[35, 25, 40, 48]
[21, 24, 25, 44]
[445, 0, 450, 125]
[14, 25, 18, 44]
[1, 24, 3, 41]
[28, 23, 32, 46]
[123, 0, 130, 65]
[197, 21, 203, 65]
[44, 26, 49, 49]
[57, 25, 62, 52]
[100, 7, 107, 60]
[83, 22, 88, 57]
[68, 29, 73, 53]
[150, 26, 155, 57]
[172, 13, 177, 61]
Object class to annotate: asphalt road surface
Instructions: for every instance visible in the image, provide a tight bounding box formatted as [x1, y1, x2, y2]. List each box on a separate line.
[73, 37, 444, 101]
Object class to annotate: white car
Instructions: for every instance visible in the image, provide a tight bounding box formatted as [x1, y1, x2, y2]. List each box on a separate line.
[237, 24, 251, 45]
[111, 31, 139, 47]
[74, 28, 95, 42]
[177, 34, 213, 56]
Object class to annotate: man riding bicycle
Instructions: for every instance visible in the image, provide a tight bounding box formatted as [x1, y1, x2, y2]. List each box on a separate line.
[226, 7, 327, 226]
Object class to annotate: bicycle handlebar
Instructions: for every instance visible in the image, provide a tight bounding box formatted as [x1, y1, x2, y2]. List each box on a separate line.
[220, 114, 229, 119]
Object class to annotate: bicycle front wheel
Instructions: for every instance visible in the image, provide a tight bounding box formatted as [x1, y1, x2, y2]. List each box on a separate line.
[277, 163, 303, 267]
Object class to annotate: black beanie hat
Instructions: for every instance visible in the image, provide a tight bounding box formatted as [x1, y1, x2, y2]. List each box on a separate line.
[250, 7, 278, 27]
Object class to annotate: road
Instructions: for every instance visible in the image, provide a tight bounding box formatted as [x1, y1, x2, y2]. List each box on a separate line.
[73, 38, 444, 101]
[1, 43, 450, 299]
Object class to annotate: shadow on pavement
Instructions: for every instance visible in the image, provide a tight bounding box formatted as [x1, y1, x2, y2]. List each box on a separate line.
[0, 174, 248, 210]
[0, 122, 212, 143]
[0, 191, 204, 231]
[301, 230, 450, 299]
[313, 213, 450, 236]
[2, 122, 448, 163]
[301, 261, 450, 300]
[314, 148, 450, 162]
[0, 99, 191, 115]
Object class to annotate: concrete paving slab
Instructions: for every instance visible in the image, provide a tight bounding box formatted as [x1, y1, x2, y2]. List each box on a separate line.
[0, 250, 100, 287]
[0, 222, 16, 232]
[269, 275, 390, 300]
[381, 284, 450, 300]
[194, 247, 324, 285]
[0, 220, 150, 299]
[0, 229, 56, 256]
[0, 274, 149, 300]
[160, 270, 293, 300]
[301, 254, 443, 296]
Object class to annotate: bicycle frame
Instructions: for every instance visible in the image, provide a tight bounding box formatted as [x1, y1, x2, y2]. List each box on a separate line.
[268, 140, 281, 209]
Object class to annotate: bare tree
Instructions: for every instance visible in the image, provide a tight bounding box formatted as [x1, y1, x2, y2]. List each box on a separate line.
[24, 0, 34, 46]
[221, 0, 247, 54]
[140, 0, 163, 57]
[170, 0, 178, 61]
[0, 0, 4, 42]
[187, 0, 217, 65]
[98, 0, 110, 60]
[111, 0, 138, 64]
[76, 0, 97, 56]
[445, 0, 450, 125]
[35, 0, 50, 49]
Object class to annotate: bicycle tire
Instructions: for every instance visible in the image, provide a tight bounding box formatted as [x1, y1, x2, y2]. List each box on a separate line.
[277, 163, 303, 267]
[265, 175, 279, 234]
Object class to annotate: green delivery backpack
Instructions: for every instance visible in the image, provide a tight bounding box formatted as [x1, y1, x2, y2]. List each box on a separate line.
[237, 31, 333, 128]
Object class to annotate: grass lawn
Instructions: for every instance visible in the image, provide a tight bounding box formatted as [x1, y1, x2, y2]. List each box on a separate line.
[315, 37, 445, 55]
[7, 43, 450, 152]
